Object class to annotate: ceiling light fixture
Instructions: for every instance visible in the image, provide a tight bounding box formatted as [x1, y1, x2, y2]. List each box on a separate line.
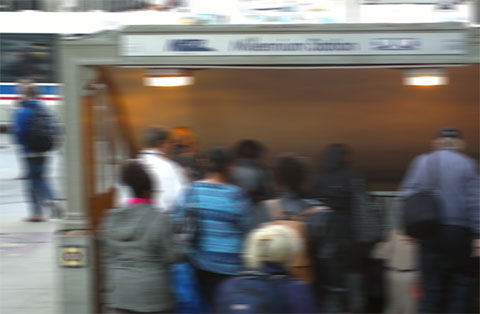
[403, 68, 448, 86]
[144, 69, 194, 87]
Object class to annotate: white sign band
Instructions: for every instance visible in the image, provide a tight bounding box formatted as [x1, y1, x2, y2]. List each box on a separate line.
[121, 32, 465, 57]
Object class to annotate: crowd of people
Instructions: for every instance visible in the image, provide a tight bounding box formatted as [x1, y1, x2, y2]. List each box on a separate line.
[10, 80, 479, 314]
[100, 125, 479, 314]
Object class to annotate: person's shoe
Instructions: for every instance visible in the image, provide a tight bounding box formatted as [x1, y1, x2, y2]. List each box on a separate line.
[23, 216, 46, 222]
[46, 201, 65, 219]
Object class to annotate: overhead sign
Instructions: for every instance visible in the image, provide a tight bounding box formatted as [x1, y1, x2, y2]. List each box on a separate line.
[121, 32, 465, 57]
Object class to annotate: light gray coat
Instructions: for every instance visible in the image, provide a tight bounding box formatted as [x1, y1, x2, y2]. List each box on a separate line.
[102, 203, 181, 312]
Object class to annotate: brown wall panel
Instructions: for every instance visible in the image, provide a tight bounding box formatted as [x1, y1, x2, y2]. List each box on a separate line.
[104, 65, 479, 188]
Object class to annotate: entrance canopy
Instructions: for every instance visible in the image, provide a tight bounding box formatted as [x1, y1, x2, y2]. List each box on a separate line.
[60, 22, 479, 227]
[57, 22, 479, 314]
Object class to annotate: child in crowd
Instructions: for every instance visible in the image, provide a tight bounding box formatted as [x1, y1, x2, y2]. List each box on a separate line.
[102, 160, 181, 314]
[215, 224, 318, 313]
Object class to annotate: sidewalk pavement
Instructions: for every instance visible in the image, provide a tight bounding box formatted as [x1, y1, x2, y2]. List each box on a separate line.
[0, 134, 64, 314]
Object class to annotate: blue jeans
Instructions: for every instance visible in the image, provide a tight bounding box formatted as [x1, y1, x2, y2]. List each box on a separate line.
[419, 225, 475, 313]
[25, 156, 55, 217]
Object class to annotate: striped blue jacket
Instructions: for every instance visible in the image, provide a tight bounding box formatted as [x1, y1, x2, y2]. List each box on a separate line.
[173, 182, 252, 275]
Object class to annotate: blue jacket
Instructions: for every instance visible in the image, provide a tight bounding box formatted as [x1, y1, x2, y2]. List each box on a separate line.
[400, 149, 480, 236]
[172, 182, 252, 275]
[215, 263, 319, 313]
[12, 99, 41, 154]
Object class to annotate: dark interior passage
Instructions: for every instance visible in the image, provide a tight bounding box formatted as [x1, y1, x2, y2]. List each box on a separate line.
[104, 65, 479, 189]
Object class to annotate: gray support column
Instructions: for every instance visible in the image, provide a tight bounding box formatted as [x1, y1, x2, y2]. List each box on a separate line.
[56, 62, 97, 314]
[61, 65, 93, 229]
[474, 0, 480, 25]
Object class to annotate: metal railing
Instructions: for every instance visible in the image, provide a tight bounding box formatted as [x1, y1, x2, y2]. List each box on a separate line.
[370, 191, 402, 236]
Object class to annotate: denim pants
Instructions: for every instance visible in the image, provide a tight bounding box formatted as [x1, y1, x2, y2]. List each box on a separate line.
[419, 225, 475, 313]
[25, 156, 54, 217]
[319, 240, 372, 313]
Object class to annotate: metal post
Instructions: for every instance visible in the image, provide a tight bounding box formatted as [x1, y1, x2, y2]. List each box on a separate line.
[474, 0, 480, 25]
[55, 65, 96, 314]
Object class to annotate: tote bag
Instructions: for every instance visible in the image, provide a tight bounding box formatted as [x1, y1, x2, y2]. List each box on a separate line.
[402, 155, 441, 238]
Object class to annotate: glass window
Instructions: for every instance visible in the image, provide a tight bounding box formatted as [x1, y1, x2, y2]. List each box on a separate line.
[0, 34, 57, 83]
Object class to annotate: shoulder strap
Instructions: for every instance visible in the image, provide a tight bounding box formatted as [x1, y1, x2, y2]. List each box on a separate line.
[265, 199, 285, 220]
[183, 185, 200, 243]
[266, 199, 328, 221]
[426, 153, 440, 190]
[185, 184, 198, 207]
[292, 205, 328, 220]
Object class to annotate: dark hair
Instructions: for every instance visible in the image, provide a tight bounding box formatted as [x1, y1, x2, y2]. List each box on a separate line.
[207, 147, 233, 175]
[322, 144, 350, 171]
[436, 126, 462, 139]
[233, 139, 265, 160]
[274, 153, 309, 195]
[24, 84, 38, 99]
[121, 160, 153, 198]
[143, 127, 170, 148]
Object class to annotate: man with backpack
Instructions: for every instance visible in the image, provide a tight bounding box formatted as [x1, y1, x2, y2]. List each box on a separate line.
[253, 153, 334, 302]
[11, 79, 32, 180]
[12, 84, 62, 222]
[400, 127, 479, 313]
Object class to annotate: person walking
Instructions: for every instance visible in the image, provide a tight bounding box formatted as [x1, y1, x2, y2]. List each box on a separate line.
[11, 84, 62, 221]
[311, 144, 378, 313]
[170, 126, 206, 182]
[102, 160, 181, 313]
[230, 139, 275, 204]
[215, 224, 319, 313]
[400, 127, 479, 313]
[253, 153, 334, 307]
[173, 147, 252, 309]
[117, 126, 187, 212]
[11, 79, 32, 180]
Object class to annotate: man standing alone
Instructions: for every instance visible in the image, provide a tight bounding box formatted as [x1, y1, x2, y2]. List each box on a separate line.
[400, 127, 479, 313]
[12, 85, 61, 221]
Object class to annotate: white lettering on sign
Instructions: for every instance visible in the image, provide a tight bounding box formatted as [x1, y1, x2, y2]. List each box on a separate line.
[120, 32, 465, 57]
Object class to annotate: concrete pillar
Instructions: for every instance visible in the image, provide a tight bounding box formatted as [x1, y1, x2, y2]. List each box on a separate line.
[56, 65, 97, 314]
[474, 0, 480, 25]
[56, 231, 95, 314]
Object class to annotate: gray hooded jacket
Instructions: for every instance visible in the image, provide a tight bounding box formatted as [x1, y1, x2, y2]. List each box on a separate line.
[102, 203, 181, 312]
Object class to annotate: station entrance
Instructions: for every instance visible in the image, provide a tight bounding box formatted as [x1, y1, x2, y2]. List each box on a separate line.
[57, 23, 479, 313]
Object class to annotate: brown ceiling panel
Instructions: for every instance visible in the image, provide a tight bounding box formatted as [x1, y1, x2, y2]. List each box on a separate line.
[104, 65, 479, 188]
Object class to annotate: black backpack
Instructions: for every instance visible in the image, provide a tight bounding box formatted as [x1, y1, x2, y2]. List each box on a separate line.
[24, 104, 62, 152]
[401, 154, 441, 238]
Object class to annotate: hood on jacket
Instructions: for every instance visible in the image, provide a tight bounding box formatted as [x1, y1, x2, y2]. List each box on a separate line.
[108, 205, 153, 241]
